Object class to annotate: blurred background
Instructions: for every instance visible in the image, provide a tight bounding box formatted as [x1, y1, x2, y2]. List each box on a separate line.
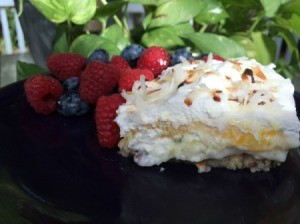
[1, 0, 300, 89]
[1, 0, 32, 87]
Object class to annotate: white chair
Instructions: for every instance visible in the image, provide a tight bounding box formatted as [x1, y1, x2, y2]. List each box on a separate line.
[126, 3, 145, 30]
[0, 0, 26, 54]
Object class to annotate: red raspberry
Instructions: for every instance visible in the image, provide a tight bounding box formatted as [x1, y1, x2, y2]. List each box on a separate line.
[47, 53, 86, 81]
[201, 54, 225, 62]
[95, 94, 126, 148]
[24, 74, 63, 114]
[109, 56, 130, 69]
[137, 46, 170, 78]
[79, 61, 119, 104]
[118, 68, 154, 92]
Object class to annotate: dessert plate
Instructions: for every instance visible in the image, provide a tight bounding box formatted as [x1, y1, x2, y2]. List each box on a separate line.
[0, 80, 300, 224]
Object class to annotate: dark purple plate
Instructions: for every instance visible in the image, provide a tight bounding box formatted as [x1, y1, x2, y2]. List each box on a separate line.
[0, 80, 300, 224]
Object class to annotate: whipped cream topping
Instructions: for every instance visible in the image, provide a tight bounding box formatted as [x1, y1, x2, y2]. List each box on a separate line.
[115, 55, 300, 166]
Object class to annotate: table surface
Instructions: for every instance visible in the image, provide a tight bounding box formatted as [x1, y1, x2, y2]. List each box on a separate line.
[1, 80, 300, 224]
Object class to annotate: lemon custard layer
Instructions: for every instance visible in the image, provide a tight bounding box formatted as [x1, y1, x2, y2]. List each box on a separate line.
[115, 55, 300, 172]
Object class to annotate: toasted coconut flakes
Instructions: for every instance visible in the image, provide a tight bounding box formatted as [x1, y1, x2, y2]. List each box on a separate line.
[269, 87, 278, 92]
[228, 98, 239, 102]
[185, 70, 199, 84]
[231, 61, 243, 71]
[205, 71, 215, 75]
[242, 68, 255, 83]
[253, 66, 267, 80]
[213, 95, 221, 102]
[184, 98, 192, 106]
[227, 87, 235, 92]
[147, 88, 161, 95]
[177, 82, 185, 89]
[188, 70, 194, 77]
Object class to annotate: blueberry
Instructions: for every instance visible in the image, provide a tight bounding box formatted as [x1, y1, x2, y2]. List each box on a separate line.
[120, 44, 145, 67]
[170, 48, 193, 66]
[57, 92, 90, 116]
[87, 49, 109, 64]
[63, 77, 80, 91]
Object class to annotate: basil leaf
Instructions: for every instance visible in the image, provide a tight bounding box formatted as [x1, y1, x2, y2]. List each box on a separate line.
[251, 32, 277, 65]
[194, 0, 228, 24]
[278, 0, 300, 16]
[260, 0, 282, 17]
[68, 0, 97, 24]
[271, 25, 300, 69]
[126, 0, 170, 6]
[30, 0, 96, 24]
[275, 14, 300, 37]
[271, 25, 299, 55]
[183, 32, 247, 58]
[276, 58, 298, 79]
[53, 31, 69, 53]
[142, 12, 153, 29]
[16, 61, 47, 81]
[221, 0, 262, 33]
[29, 0, 68, 23]
[175, 23, 195, 37]
[148, 0, 205, 28]
[70, 34, 121, 58]
[94, 1, 126, 21]
[102, 24, 130, 51]
[289, 13, 300, 36]
[230, 35, 258, 58]
[141, 26, 185, 48]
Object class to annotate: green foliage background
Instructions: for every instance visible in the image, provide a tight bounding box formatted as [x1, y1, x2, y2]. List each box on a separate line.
[18, 0, 300, 80]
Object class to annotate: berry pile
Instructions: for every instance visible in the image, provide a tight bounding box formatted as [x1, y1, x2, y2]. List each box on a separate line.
[24, 45, 224, 148]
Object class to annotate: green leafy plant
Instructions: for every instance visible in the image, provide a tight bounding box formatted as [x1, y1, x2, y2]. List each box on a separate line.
[18, 0, 300, 79]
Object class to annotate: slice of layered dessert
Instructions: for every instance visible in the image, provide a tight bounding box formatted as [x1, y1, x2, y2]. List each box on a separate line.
[115, 55, 300, 172]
